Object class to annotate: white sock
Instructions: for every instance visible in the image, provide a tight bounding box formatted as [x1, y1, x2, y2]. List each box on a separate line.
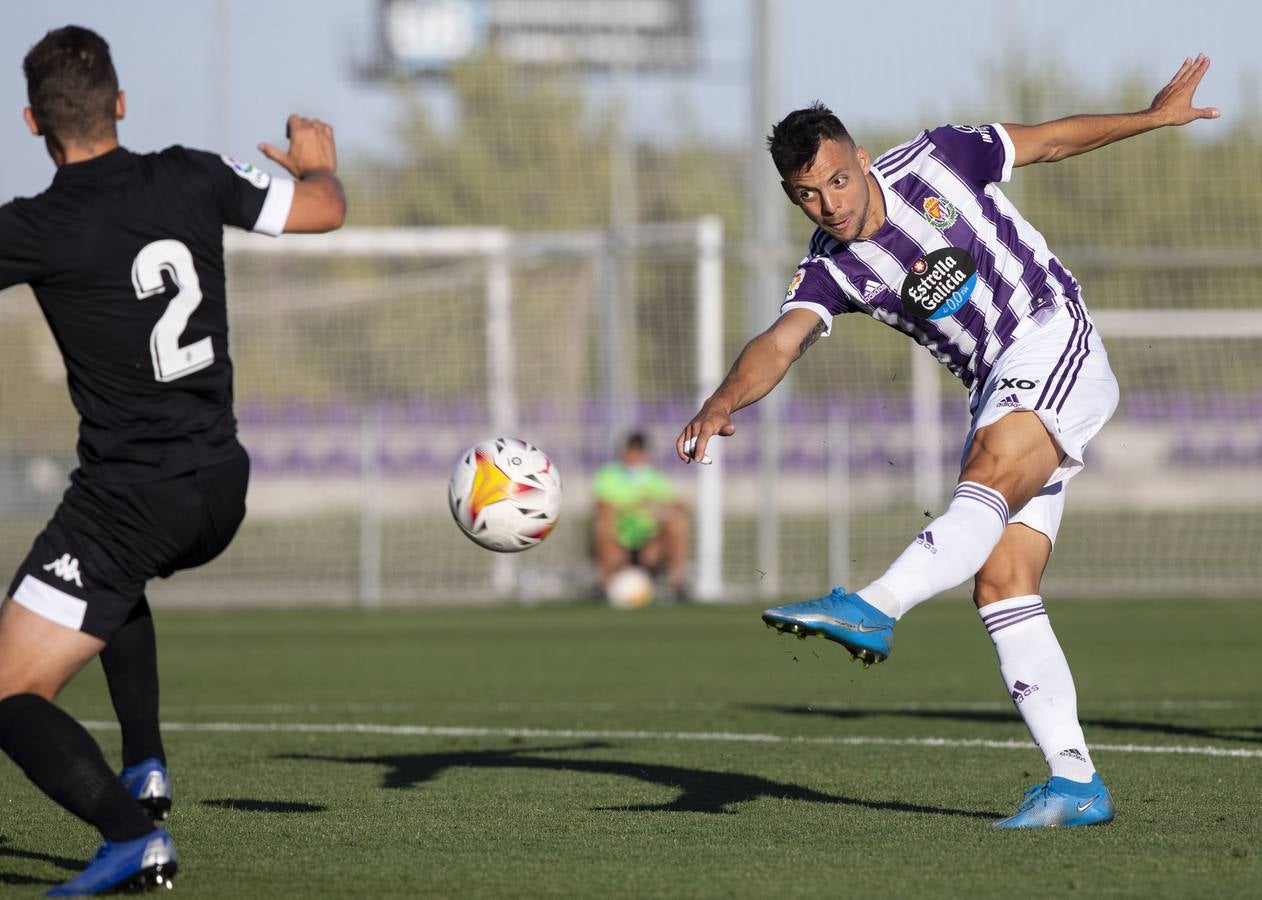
[858, 482, 1009, 619]
[981, 595, 1096, 783]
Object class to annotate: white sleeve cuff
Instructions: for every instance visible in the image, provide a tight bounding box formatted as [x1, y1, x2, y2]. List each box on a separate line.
[252, 177, 295, 236]
[779, 301, 833, 336]
[993, 122, 1015, 183]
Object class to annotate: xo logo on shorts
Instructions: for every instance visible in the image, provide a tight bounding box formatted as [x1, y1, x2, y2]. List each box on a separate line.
[900, 247, 977, 320]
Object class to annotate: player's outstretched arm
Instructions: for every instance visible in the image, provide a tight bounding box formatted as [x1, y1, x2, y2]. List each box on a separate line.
[259, 114, 347, 233]
[1004, 54, 1220, 168]
[676, 308, 824, 464]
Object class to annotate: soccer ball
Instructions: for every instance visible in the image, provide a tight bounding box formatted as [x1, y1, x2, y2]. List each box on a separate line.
[448, 437, 562, 553]
[605, 566, 654, 610]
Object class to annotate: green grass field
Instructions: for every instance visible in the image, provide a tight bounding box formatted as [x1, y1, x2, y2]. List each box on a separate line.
[2, 599, 1259, 898]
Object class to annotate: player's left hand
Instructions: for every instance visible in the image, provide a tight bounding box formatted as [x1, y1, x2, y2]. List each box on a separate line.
[258, 114, 338, 179]
[1147, 54, 1220, 127]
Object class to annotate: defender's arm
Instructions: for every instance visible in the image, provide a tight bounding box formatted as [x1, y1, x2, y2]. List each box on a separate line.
[259, 114, 347, 233]
[676, 308, 825, 464]
[1004, 54, 1218, 168]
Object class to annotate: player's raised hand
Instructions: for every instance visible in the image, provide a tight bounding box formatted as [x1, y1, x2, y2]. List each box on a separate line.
[259, 114, 338, 179]
[676, 404, 736, 465]
[1147, 54, 1220, 127]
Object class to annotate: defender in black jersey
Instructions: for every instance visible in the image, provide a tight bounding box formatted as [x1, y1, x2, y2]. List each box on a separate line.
[0, 26, 345, 894]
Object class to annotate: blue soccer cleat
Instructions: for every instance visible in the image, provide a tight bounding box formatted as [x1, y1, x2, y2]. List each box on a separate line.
[119, 758, 172, 821]
[993, 773, 1116, 829]
[46, 828, 177, 896]
[761, 588, 896, 665]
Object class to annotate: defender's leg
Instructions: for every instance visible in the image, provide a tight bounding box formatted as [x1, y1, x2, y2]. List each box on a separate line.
[0, 600, 177, 892]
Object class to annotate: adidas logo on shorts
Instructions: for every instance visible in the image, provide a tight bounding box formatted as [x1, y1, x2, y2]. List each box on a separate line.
[914, 531, 938, 554]
[996, 393, 1022, 409]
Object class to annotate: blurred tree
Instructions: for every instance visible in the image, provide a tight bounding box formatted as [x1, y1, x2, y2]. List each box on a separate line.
[349, 53, 746, 234]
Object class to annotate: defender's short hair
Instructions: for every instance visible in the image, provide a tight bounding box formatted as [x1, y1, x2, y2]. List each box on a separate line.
[767, 102, 854, 179]
[23, 26, 118, 145]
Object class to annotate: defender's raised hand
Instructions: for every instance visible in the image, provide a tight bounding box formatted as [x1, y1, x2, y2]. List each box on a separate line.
[1147, 54, 1220, 126]
[258, 114, 346, 234]
[259, 114, 338, 179]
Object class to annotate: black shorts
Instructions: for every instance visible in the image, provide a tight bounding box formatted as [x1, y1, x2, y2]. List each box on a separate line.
[8, 445, 249, 640]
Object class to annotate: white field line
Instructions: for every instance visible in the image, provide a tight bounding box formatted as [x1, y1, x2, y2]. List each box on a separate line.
[79, 720, 1262, 760]
[148, 698, 1254, 715]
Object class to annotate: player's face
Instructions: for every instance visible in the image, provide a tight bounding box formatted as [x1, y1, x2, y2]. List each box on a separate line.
[783, 139, 875, 243]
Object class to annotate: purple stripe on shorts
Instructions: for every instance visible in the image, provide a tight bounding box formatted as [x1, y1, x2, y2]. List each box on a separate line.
[1055, 313, 1095, 414]
[1042, 302, 1092, 413]
[954, 482, 1010, 526]
[985, 608, 1048, 634]
[1034, 302, 1086, 409]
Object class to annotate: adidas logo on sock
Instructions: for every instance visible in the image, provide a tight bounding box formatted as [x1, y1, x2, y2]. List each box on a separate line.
[1058, 748, 1087, 763]
[1010, 680, 1039, 704]
[915, 531, 938, 554]
[996, 393, 1022, 409]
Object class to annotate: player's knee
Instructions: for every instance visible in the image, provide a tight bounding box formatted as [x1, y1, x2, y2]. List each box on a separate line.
[974, 563, 1039, 607]
[0, 679, 58, 703]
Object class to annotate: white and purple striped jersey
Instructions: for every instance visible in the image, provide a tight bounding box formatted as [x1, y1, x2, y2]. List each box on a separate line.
[781, 123, 1083, 393]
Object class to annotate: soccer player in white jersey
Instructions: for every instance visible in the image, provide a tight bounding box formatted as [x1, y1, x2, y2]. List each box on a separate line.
[677, 55, 1218, 828]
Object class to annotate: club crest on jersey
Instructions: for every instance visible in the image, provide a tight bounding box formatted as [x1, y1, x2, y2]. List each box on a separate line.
[785, 268, 806, 300]
[922, 196, 958, 230]
[900, 247, 977, 320]
[220, 155, 271, 190]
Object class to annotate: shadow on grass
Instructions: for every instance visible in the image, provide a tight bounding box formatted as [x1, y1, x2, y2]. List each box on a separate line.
[0, 835, 79, 887]
[277, 742, 1001, 818]
[747, 704, 1262, 745]
[201, 798, 328, 814]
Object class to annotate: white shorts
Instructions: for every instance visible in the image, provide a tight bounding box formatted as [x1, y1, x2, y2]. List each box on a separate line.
[960, 302, 1119, 545]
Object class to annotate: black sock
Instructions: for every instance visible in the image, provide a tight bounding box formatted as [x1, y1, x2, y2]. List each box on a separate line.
[99, 597, 165, 767]
[0, 693, 154, 842]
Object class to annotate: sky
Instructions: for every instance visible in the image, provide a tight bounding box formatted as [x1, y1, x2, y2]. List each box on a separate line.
[0, 0, 1254, 201]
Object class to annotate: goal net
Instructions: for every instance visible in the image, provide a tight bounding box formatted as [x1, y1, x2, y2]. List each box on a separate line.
[1, 226, 1259, 606]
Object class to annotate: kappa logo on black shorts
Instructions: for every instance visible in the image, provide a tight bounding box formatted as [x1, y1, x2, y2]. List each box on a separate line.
[42, 553, 84, 588]
[900, 247, 977, 320]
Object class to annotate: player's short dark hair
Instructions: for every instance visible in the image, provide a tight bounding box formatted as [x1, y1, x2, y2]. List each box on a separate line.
[625, 431, 649, 452]
[767, 101, 854, 179]
[23, 26, 119, 145]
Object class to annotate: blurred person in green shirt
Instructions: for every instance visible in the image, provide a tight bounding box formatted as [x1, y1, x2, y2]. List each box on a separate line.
[592, 432, 689, 598]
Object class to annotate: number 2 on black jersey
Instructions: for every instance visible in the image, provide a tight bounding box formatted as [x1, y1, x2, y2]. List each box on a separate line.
[130, 239, 214, 382]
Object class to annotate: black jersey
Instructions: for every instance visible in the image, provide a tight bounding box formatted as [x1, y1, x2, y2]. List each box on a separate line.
[0, 146, 293, 482]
